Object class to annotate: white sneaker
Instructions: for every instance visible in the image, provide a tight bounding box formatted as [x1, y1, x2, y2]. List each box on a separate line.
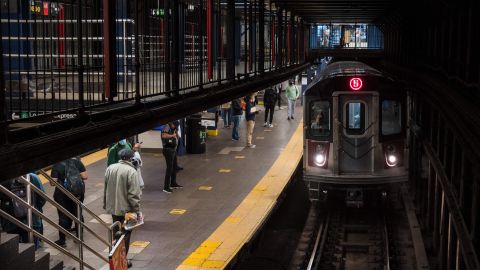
[268, 123, 273, 128]
[263, 122, 268, 127]
[247, 144, 256, 148]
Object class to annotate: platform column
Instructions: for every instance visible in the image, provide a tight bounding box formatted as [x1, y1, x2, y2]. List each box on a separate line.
[164, 0, 171, 93]
[276, 8, 283, 68]
[103, 0, 117, 100]
[226, 0, 235, 81]
[172, 0, 180, 95]
[258, 0, 265, 73]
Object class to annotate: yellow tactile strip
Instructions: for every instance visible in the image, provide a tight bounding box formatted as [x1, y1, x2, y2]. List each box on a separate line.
[177, 121, 303, 270]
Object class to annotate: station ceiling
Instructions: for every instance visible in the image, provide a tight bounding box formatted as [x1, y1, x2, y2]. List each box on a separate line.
[271, 0, 395, 23]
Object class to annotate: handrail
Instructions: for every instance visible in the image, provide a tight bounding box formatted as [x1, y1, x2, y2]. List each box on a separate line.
[0, 208, 97, 270]
[0, 173, 123, 270]
[15, 175, 111, 247]
[0, 185, 108, 263]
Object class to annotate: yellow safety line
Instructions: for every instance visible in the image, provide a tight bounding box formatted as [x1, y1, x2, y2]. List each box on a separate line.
[177, 119, 303, 270]
[39, 148, 108, 184]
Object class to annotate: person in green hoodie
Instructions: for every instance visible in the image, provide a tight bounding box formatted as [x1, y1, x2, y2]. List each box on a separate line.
[107, 139, 132, 166]
[285, 80, 300, 120]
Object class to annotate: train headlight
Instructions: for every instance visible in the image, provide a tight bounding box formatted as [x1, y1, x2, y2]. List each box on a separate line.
[314, 153, 326, 166]
[313, 144, 328, 167]
[385, 145, 399, 167]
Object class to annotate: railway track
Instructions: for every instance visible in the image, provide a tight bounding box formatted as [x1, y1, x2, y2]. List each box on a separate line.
[307, 201, 392, 270]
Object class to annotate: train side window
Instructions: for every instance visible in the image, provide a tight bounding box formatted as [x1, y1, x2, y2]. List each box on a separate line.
[310, 101, 330, 136]
[381, 100, 402, 135]
[345, 102, 365, 135]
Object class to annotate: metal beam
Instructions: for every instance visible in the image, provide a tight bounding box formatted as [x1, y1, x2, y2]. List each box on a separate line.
[0, 64, 309, 182]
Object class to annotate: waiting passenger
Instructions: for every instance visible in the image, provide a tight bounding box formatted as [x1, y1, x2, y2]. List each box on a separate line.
[104, 149, 140, 268]
[29, 172, 46, 249]
[220, 102, 232, 128]
[231, 98, 243, 141]
[107, 139, 132, 166]
[285, 80, 300, 120]
[51, 157, 88, 248]
[132, 143, 145, 190]
[263, 88, 277, 128]
[245, 95, 257, 148]
[161, 122, 183, 193]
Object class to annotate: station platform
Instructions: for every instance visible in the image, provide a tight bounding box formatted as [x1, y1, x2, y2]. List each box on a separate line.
[37, 102, 304, 270]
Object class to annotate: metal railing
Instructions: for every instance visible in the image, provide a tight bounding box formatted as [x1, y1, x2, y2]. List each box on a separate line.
[0, 171, 121, 270]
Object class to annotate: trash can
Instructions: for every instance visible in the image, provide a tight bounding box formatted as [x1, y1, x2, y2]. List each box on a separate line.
[186, 114, 207, 154]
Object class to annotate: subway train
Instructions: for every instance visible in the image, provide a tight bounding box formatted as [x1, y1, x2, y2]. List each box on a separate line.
[303, 61, 408, 204]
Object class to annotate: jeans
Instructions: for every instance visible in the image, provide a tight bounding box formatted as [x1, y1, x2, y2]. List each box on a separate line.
[56, 195, 84, 243]
[163, 148, 177, 189]
[221, 108, 232, 127]
[264, 105, 275, 123]
[246, 120, 255, 145]
[287, 99, 296, 118]
[231, 115, 241, 140]
[112, 215, 131, 255]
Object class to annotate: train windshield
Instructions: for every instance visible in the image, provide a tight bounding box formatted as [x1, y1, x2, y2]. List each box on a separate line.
[345, 102, 366, 135]
[310, 101, 330, 136]
[381, 100, 402, 135]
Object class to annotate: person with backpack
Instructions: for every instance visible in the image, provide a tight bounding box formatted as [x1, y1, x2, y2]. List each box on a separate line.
[263, 88, 277, 127]
[50, 157, 88, 248]
[0, 174, 46, 247]
[107, 139, 132, 166]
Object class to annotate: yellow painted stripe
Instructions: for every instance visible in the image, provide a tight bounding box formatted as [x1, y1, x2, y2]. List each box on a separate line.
[39, 148, 108, 184]
[177, 120, 303, 270]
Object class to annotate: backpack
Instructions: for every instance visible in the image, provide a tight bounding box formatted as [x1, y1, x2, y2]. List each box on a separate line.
[10, 178, 28, 219]
[63, 160, 85, 198]
[240, 99, 247, 111]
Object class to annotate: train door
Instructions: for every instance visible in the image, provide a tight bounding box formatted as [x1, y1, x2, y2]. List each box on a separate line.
[334, 92, 378, 174]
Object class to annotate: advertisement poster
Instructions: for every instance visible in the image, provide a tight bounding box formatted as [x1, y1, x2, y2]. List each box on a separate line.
[109, 235, 128, 270]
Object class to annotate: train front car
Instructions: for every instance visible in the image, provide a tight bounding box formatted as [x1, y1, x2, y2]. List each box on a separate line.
[303, 61, 408, 205]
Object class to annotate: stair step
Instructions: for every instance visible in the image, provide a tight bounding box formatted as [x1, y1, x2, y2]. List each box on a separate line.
[34, 251, 51, 270]
[12, 242, 36, 269]
[49, 259, 64, 270]
[0, 233, 20, 264]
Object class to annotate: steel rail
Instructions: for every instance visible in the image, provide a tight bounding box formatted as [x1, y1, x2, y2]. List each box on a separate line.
[306, 213, 330, 270]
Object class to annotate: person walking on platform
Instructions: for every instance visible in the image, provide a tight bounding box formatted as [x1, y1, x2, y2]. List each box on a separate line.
[286, 80, 300, 120]
[104, 149, 140, 268]
[50, 157, 88, 248]
[263, 87, 277, 127]
[107, 139, 132, 166]
[161, 122, 183, 193]
[245, 95, 257, 148]
[231, 98, 243, 141]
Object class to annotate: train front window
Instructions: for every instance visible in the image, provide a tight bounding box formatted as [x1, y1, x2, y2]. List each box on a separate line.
[345, 102, 365, 135]
[381, 100, 402, 135]
[310, 101, 330, 136]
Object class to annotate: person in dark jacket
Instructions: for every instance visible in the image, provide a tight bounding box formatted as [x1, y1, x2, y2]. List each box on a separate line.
[161, 122, 183, 193]
[263, 88, 277, 127]
[245, 95, 257, 148]
[231, 99, 243, 141]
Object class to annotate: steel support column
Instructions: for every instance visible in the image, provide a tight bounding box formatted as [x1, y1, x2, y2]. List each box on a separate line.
[172, 0, 180, 95]
[103, 0, 117, 100]
[164, 0, 171, 93]
[134, 0, 141, 103]
[258, 0, 265, 73]
[76, 0, 85, 113]
[199, 0, 204, 88]
[226, 0, 235, 80]
[276, 8, 283, 68]
[216, 0, 222, 83]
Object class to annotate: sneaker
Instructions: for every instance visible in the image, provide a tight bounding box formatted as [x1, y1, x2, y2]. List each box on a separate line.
[287, 117, 290, 120]
[268, 123, 274, 128]
[163, 188, 173, 193]
[232, 138, 239, 141]
[171, 184, 183, 189]
[54, 239, 66, 248]
[247, 144, 256, 148]
[263, 122, 268, 127]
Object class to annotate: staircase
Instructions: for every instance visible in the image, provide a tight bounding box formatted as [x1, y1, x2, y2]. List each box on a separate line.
[0, 232, 74, 270]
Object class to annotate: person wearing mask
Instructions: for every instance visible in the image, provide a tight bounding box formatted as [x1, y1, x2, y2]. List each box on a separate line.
[161, 122, 183, 193]
[104, 149, 141, 268]
[263, 88, 277, 127]
[107, 139, 132, 166]
[245, 95, 257, 148]
[50, 157, 88, 248]
[285, 80, 300, 120]
[231, 98, 243, 141]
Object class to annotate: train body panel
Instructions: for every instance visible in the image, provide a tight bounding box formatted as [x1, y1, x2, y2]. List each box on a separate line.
[303, 61, 408, 201]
